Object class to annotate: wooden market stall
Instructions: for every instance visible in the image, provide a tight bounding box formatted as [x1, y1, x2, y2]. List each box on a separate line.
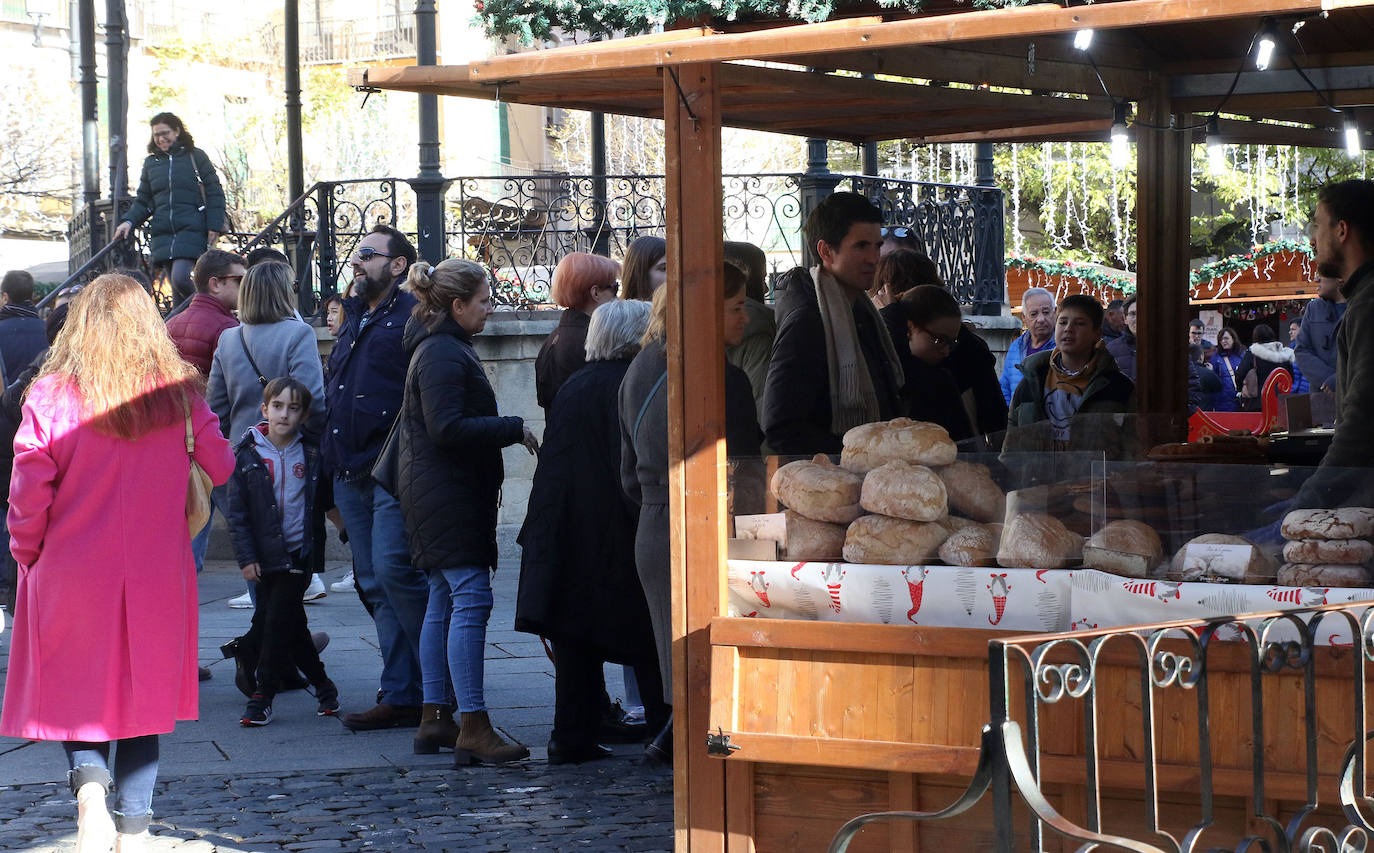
[352, 2, 1374, 849]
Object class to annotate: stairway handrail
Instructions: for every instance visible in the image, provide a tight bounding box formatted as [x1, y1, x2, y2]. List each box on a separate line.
[40, 236, 122, 309]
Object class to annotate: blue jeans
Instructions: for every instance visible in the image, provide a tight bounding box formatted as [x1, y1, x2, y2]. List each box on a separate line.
[332, 477, 427, 707]
[420, 567, 494, 712]
[63, 735, 159, 834]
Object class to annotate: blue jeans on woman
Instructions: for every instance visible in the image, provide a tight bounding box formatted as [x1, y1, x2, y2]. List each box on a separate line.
[63, 735, 159, 834]
[419, 567, 494, 712]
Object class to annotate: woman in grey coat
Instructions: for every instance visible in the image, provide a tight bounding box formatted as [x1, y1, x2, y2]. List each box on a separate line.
[207, 261, 326, 442]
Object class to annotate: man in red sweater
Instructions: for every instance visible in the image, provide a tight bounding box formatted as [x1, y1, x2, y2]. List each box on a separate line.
[167, 249, 244, 375]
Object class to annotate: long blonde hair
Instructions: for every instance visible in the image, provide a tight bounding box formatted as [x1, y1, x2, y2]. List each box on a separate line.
[39, 273, 200, 439]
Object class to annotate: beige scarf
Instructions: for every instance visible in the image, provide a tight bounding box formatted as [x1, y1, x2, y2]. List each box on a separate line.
[812, 265, 905, 435]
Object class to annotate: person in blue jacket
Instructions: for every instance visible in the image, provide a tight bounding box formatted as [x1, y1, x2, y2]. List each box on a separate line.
[999, 286, 1056, 405]
[114, 113, 226, 306]
[1293, 276, 1347, 393]
[1207, 326, 1245, 412]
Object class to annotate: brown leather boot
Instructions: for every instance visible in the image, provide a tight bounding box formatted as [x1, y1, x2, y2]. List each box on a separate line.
[340, 702, 421, 731]
[454, 711, 530, 765]
[413, 703, 460, 754]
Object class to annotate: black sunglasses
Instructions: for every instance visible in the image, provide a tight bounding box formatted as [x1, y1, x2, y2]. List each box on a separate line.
[354, 246, 398, 261]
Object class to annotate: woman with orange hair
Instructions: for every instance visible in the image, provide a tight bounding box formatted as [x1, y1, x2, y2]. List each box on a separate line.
[0, 274, 235, 852]
[535, 252, 621, 412]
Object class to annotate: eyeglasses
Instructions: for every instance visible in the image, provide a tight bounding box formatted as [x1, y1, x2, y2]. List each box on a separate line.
[217, 275, 243, 285]
[353, 247, 397, 262]
[598, 282, 619, 295]
[917, 326, 959, 350]
[881, 226, 912, 238]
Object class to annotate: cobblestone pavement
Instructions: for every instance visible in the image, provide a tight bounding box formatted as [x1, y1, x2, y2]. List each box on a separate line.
[1, 762, 674, 852]
[0, 527, 675, 852]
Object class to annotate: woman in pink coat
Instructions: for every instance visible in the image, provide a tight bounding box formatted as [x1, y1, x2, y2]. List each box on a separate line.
[0, 274, 235, 853]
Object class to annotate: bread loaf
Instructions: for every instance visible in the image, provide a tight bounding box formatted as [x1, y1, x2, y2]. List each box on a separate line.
[1278, 563, 1371, 588]
[843, 515, 949, 565]
[996, 513, 1081, 569]
[1281, 508, 1374, 541]
[937, 460, 1006, 523]
[860, 462, 947, 522]
[840, 418, 956, 473]
[938, 523, 999, 567]
[1084, 520, 1164, 577]
[1282, 538, 1374, 566]
[1170, 533, 1276, 583]
[939, 515, 981, 533]
[781, 510, 848, 561]
[770, 454, 864, 524]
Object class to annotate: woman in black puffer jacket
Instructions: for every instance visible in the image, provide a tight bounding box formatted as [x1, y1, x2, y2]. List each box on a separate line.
[393, 258, 539, 766]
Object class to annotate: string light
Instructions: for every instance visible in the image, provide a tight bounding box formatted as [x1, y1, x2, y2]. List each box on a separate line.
[1206, 116, 1226, 175]
[1254, 19, 1278, 71]
[1109, 103, 1130, 169]
[1073, 28, 1093, 51]
[1345, 110, 1361, 158]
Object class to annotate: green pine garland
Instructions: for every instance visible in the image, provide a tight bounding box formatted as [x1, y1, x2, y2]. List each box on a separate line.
[1188, 239, 1313, 290]
[475, 0, 1034, 43]
[1005, 255, 1136, 296]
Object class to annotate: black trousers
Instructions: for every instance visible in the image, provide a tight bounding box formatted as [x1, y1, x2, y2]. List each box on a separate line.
[242, 568, 327, 698]
[551, 640, 670, 746]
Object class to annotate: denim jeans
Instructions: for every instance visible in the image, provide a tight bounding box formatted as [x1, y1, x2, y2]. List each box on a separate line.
[332, 476, 426, 706]
[420, 567, 494, 712]
[63, 735, 159, 834]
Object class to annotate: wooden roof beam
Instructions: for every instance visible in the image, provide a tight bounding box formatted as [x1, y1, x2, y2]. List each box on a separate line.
[466, 0, 1373, 83]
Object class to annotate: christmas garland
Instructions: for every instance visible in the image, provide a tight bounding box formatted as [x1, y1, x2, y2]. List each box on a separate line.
[1004, 255, 1136, 296]
[1188, 239, 1314, 290]
[476, 0, 1034, 43]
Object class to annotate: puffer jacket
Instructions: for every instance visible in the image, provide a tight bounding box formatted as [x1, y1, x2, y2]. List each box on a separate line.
[122, 144, 226, 262]
[1000, 330, 1056, 405]
[1293, 297, 1345, 391]
[1105, 329, 1138, 384]
[395, 315, 525, 572]
[1236, 341, 1295, 395]
[1003, 346, 1136, 459]
[165, 294, 239, 377]
[1208, 351, 1243, 412]
[0, 306, 45, 386]
[224, 426, 327, 575]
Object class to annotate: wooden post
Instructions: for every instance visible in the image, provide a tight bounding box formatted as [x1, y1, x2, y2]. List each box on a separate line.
[1134, 80, 1191, 444]
[664, 62, 728, 852]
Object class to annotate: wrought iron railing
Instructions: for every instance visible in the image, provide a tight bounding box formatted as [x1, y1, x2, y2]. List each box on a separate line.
[66, 171, 1006, 315]
[828, 599, 1374, 853]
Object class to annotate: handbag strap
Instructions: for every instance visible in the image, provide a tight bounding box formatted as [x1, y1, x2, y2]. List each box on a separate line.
[632, 370, 668, 444]
[239, 328, 268, 386]
[181, 392, 195, 455]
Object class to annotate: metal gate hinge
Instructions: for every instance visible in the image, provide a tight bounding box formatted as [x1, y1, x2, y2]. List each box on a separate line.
[706, 728, 741, 756]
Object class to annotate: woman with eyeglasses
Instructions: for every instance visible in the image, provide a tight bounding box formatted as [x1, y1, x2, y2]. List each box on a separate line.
[534, 253, 621, 413]
[114, 113, 227, 308]
[893, 285, 975, 441]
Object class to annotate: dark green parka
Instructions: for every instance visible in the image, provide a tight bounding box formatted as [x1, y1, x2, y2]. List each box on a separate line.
[122, 143, 226, 263]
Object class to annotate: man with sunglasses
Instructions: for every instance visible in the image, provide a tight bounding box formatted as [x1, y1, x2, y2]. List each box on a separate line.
[325, 223, 429, 731]
[763, 192, 905, 454]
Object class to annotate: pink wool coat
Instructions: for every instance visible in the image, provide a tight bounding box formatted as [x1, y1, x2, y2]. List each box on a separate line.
[0, 376, 234, 742]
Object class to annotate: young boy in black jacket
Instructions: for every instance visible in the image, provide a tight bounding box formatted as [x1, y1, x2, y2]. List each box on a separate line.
[226, 377, 338, 725]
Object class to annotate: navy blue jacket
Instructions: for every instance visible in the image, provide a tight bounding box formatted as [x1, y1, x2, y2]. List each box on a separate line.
[323, 281, 418, 478]
[225, 428, 327, 575]
[0, 306, 46, 386]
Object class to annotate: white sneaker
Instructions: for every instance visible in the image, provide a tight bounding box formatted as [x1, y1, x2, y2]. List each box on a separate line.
[303, 575, 327, 602]
[623, 704, 647, 725]
[227, 591, 253, 609]
[329, 569, 355, 593]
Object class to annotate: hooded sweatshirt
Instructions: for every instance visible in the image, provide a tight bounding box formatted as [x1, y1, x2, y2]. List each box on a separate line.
[250, 425, 307, 554]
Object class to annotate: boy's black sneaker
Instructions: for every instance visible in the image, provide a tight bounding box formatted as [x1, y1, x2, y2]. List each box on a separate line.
[240, 694, 273, 727]
[315, 681, 340, 717]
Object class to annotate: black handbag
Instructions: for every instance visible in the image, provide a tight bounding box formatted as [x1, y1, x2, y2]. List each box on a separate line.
[370, 411, 403, 497]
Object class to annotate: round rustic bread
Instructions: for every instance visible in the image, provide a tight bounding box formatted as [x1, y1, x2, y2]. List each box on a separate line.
[938, 523, 999, 567]
[770, 454, 864, 524]
[1281, 508, 1374, 541]
[840, 418, 956, 473]
[1277, 563, 1371, 588]
[1087, 520, 1164, 561]
[1282, 538, 1374, 566]
[843, 514, 949, 565]
[780, 510, 847, 561]
[860, 461, 947, 522]
[996, 513, 1081, 569]
[937, 460, 1006, 523]
[1170, 533, 1276, 583]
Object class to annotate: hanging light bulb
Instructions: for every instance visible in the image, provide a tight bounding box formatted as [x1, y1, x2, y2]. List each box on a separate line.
[1254, 19, 1278, 71]
[1073, 28, 1094, 51]
[1345, 110, 1362, 158]
[1206, 116, 1226, 175]
[1109, 103, 1130, 169]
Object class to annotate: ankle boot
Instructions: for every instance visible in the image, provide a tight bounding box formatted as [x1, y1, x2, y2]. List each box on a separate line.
[413, 703, 460, 754]
[454, 710, 529, 765]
